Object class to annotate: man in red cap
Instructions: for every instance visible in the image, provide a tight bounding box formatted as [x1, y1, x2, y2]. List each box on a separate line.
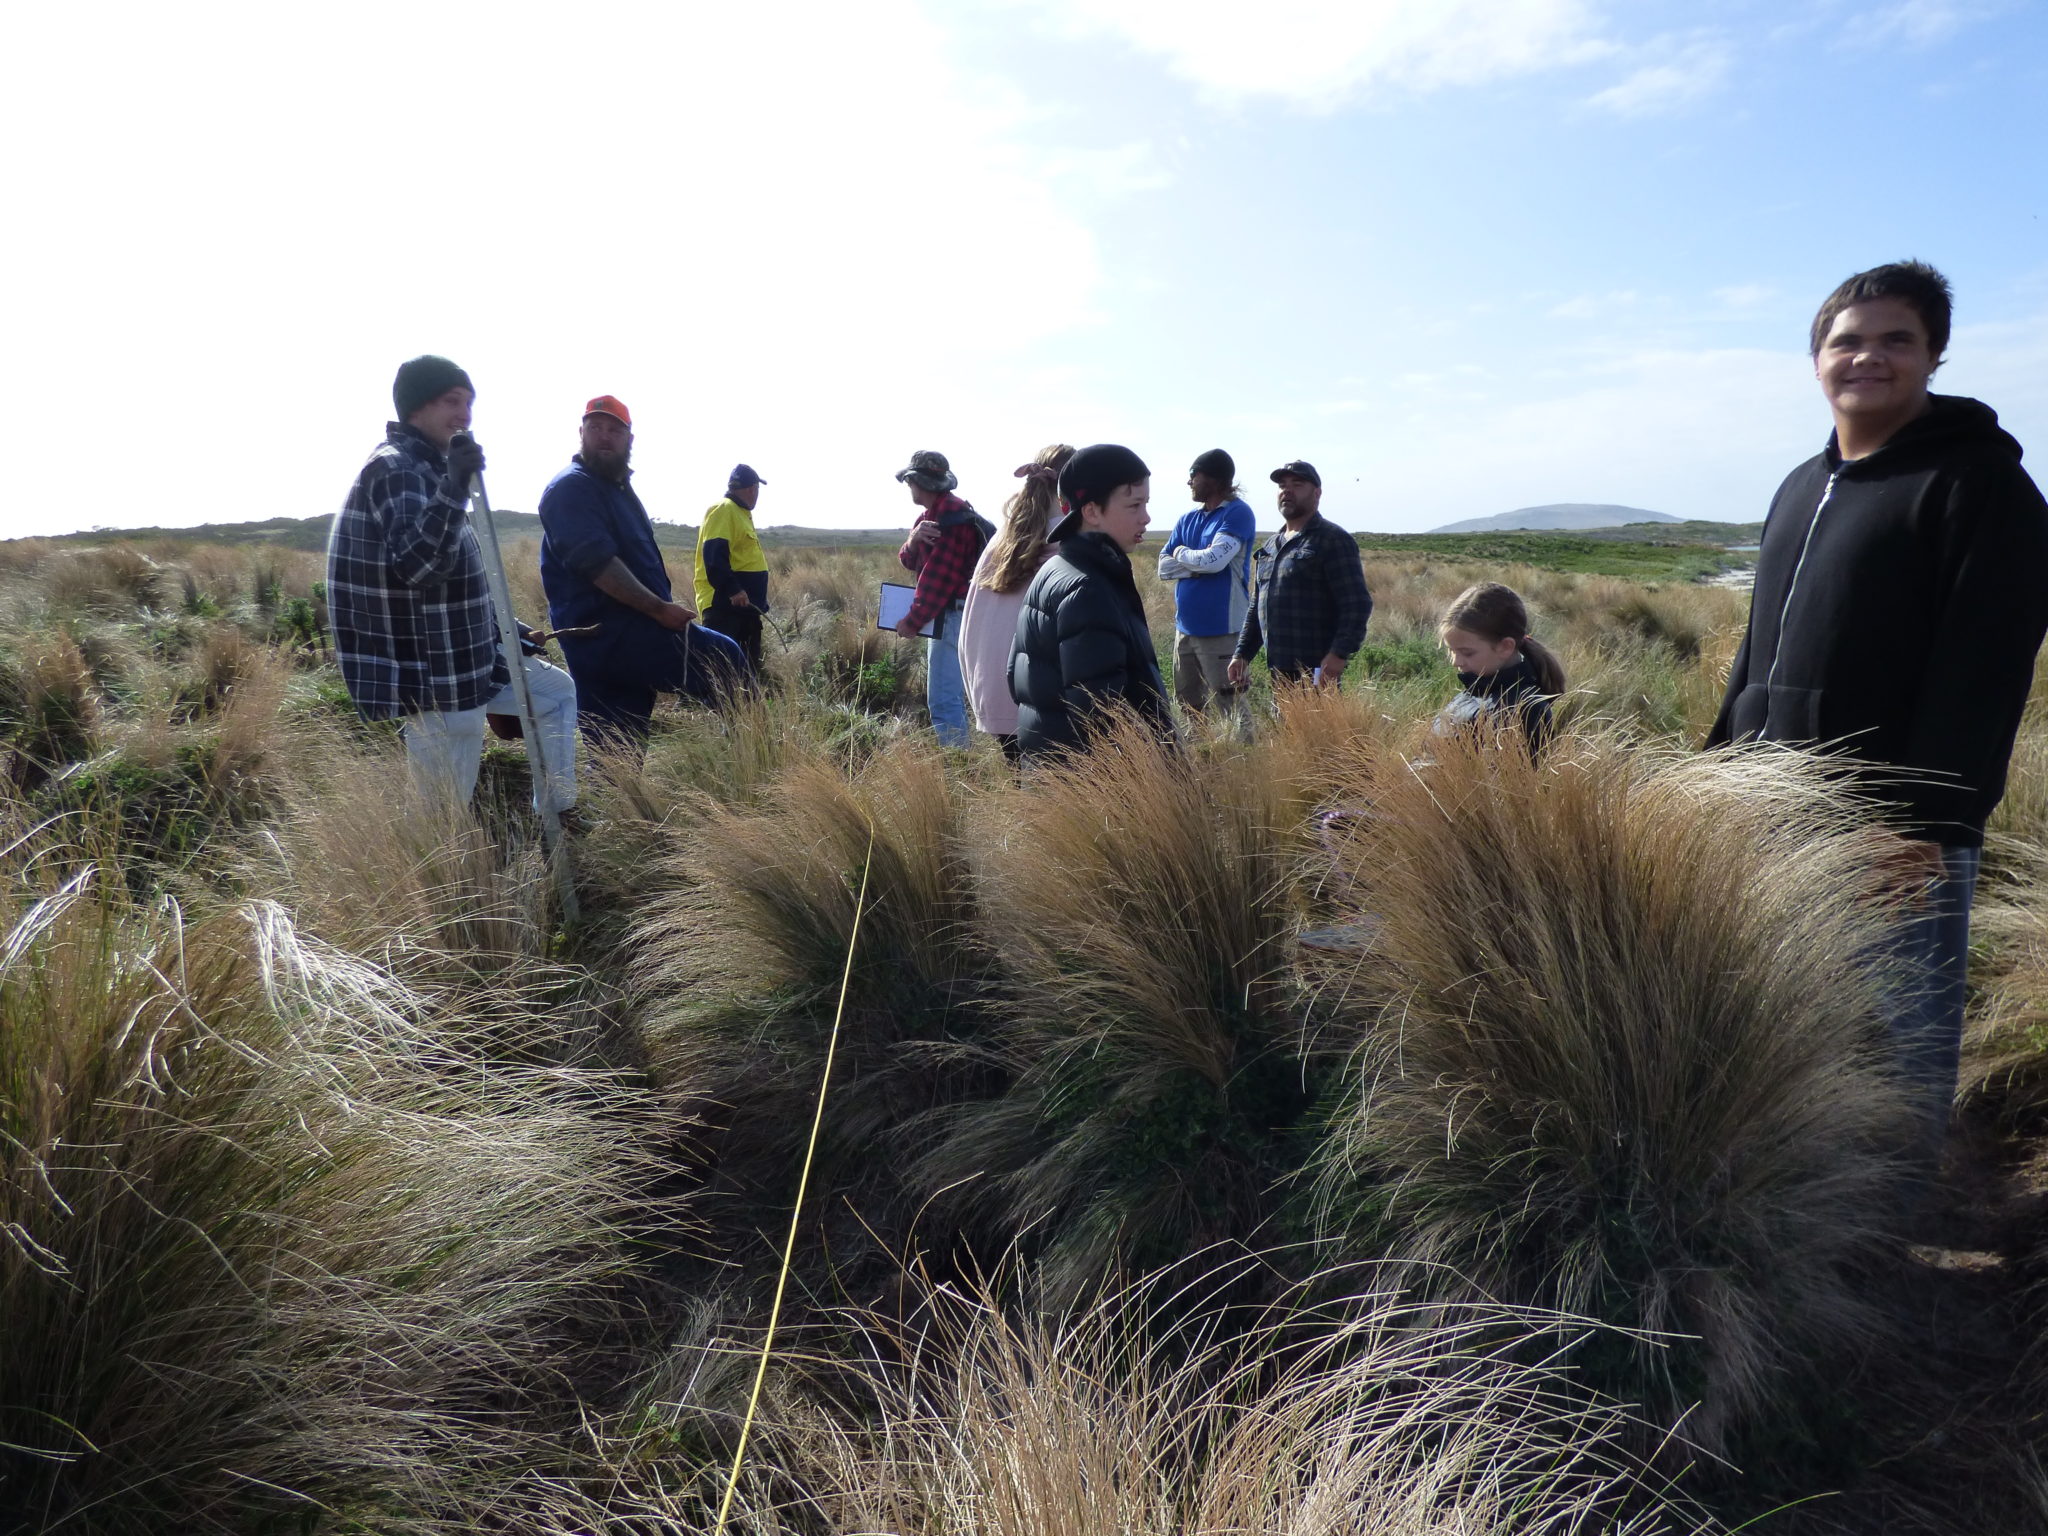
[537, 395, 748, 747]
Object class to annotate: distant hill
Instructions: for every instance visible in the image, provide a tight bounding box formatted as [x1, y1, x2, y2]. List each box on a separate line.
[1431, 504, 1680, 534]
[11, 514, 906, 554]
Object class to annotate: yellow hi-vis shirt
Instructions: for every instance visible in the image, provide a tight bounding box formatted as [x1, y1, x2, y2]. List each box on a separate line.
[693, 497, 768, 614]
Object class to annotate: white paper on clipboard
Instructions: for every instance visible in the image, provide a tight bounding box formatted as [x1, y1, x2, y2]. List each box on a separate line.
[878, 582, 936, 637]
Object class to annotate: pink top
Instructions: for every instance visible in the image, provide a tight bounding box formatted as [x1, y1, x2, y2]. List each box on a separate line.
[958, 544, 1036, 736]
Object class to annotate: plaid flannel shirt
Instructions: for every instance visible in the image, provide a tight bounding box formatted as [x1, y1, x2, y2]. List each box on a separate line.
[327, 422, 507, 721]
[897, 495, 981, 633]
[1234, 512, 1373, 678]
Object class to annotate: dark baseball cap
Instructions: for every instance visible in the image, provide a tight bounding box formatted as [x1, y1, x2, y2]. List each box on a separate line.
[1269, 460, 1321, 486]
[1050, 443, 1151, 541]
[728, 463, 765, 488]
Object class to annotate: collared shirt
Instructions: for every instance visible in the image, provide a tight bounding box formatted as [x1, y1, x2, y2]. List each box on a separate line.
[1234, 511, 1373, 677]
[326, 421, 506, 720]
[538, 456, 675, 632]
[897, 493, 983, 632]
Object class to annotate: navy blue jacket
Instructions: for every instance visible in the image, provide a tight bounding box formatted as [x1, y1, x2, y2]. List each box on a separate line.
[538, 458, 676, 632]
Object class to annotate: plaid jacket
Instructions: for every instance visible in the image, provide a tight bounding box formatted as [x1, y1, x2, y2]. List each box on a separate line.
[327, 422, 507, 720]
[897, 495, 984, 633]
[1234, 512, 1373, 679]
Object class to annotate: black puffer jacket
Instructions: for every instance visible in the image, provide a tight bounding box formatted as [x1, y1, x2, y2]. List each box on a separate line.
[1707, 395, 2048, 844]
[1010, 532, 1174, 759]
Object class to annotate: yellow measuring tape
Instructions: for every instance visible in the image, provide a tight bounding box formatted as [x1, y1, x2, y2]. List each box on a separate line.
[712, 824, 876, 1535]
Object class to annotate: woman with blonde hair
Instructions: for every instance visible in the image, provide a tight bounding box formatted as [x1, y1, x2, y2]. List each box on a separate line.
[958, 442, 1074, 760]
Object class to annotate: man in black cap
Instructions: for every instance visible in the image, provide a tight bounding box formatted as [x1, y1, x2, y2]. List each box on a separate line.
[1227, 460, 1372, 690]
[327, 356, 581, 818]
[695, 463, 770, 670]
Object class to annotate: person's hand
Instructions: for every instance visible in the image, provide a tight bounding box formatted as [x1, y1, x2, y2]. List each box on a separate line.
[908, 522, 940, 549]
[895, 615, 922, 639]
[444, 434, 485, 490]
[654, 600, 697, 631]
[1226, 657, 1250, 689]
[1317, 652, 1347, 688]
[728, 591, 752, 609]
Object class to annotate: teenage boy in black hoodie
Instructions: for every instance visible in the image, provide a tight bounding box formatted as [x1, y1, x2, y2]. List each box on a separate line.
[1708, 260, 2048, 1152]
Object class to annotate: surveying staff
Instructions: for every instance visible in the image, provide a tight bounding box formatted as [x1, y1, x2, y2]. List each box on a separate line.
[694, 464, 770, 670]
[537, 394, 747, 747]
[893, 450, 990, 749]
[328, 355, 579, 815]
[1228, 460, 1372, 690]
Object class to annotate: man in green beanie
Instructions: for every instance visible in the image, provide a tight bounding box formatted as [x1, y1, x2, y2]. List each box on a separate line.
[327, 355, 579, 816]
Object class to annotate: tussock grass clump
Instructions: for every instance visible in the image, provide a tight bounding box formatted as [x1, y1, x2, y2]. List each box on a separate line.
[608, 1281, 1714, 1536]
[0, 630, 99, 783]
[1313, 730, 1915, 1455]
[249, 748, 595, 1060]
[1961, 839, 2048, 1125]
[633, 740, 999, 1279]
[928, 719, 1321, 1301]
[0, 846, 653, 1534]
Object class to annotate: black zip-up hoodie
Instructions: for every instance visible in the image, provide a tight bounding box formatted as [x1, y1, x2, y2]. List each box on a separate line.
[1706, 394, 2048, 845]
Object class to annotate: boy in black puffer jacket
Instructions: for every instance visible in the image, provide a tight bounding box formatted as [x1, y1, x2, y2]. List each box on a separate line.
[1010, 444, 1176, 762]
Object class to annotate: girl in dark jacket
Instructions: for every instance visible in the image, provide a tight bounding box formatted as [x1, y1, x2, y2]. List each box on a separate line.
[1434, 582, 1565, 755]
[1009, 444, 1175, 761]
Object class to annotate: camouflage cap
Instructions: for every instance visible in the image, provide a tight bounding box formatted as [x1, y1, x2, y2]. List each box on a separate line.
[894, 449, 957, 493]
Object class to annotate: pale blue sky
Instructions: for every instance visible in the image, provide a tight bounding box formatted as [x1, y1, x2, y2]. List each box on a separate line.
[4, 0, 2043, 538]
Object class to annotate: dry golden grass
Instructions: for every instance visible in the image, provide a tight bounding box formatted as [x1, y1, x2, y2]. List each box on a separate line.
[0, 818, 657, 1534]
[567, 1279, 1715, 1536]
[1311, 729, 1916, 1458]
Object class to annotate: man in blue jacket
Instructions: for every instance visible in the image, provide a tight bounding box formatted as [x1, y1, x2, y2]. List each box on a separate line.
[1708, 260, 2048, 1154]
[1157, 448, 1256, 718]
[537, 394, 748, 747]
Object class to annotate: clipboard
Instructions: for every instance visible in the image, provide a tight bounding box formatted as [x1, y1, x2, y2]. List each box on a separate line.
[878, 582, 937, 638]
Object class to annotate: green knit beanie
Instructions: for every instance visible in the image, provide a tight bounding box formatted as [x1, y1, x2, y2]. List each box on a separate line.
[392, 355, 474, 420]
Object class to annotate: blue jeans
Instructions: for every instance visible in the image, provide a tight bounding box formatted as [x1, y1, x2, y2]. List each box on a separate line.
[925, 610, 969, 749]
[559, 617, 749, 749]
[1881, 843, 1980, 1153]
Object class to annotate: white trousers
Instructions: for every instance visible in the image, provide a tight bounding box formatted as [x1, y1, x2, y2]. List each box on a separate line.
[403, 657, 579, 814]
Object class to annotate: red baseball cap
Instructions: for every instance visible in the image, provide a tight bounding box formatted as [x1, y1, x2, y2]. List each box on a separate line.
[584, 394, 631, 427]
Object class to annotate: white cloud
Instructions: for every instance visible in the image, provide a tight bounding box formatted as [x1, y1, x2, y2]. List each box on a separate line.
[1858, 1, 2004, 48]
[1549, 290, 1641, 320]
[1584, 36, 1732, 115]
[0, 0, 1109, 538]
[1713, 283, 1776, 310]
[1012, 0, 1608, 108]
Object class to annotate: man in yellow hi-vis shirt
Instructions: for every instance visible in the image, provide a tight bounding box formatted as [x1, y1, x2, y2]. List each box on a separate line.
[693, 463, 769, 669]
